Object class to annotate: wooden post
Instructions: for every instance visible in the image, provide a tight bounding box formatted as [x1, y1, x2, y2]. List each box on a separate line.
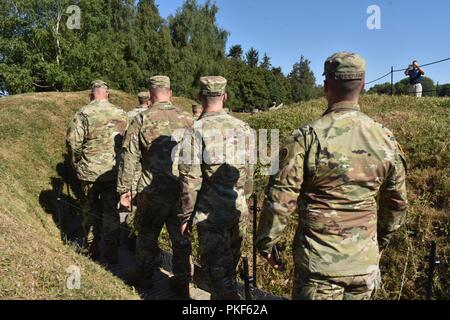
[391, 66, 394, 96]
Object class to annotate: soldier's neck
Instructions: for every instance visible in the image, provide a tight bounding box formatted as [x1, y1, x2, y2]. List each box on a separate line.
[152, 99, 171, 105]
[203, 104, 223, 114]
[327, 98, 359, 108]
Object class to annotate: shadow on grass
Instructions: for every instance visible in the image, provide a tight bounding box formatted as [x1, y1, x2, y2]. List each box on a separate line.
[39, 154, 84, 247]
[38, 154, 186, 300]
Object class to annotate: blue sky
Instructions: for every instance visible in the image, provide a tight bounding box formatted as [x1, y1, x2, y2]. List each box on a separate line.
[156, 0, 450, 86]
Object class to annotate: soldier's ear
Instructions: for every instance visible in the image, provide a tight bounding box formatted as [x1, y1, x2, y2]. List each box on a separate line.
[223, 93, 228, 104]
[360, 81, 365, 94]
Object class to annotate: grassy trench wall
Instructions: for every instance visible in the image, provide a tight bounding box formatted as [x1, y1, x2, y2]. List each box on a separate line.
[0, 91, 195, 299]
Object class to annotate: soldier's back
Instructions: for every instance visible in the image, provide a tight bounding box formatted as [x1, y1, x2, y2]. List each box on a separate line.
[77, 100, 127, 182]
[194, 111, 253, 227]
[297, 103, 404, 276]
[137, 102, 193, 195]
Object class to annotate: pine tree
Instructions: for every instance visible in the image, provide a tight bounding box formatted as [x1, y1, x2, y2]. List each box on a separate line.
[260, 53, 271, 70]
[228, 45, 244, 61]
[288, 55, 317, 102]
[245, 47, 259, 68]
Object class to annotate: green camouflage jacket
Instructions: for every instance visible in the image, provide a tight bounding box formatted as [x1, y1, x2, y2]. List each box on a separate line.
[256, 102, 408, 276]
[117, 101, 193, 199]
[127, 106, 148, 123]
[66, 99, 128, 182]
[125, 106, 150, 194]
[178, 110, 254, 229]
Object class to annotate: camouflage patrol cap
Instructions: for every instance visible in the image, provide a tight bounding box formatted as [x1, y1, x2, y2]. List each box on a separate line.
[91, 80, 109, 89]
[323, 52, 366, 80]
[199, 76, 227, 96]
[149, 75, 171, 89]
[138, 91, 150, 100]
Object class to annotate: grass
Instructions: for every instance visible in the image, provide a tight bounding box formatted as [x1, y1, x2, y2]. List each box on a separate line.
[0, 91, 447, 300]
[0, 90, 196, 299]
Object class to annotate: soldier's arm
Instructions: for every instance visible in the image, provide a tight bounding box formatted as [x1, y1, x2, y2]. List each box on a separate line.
[378, 146, 408, 250]
[178, 128, 203, 225]
[117, 116, 142, 194]
[256, 128, 313, 255]
[65, 112, 86, 168]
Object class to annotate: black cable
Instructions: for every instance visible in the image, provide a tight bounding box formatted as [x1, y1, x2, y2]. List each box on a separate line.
[366, 71, 392, 85]
[394, 57, 450, 73]
[366, 57, 450, 85]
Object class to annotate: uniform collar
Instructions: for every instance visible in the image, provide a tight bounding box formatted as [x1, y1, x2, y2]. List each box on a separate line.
[91, 99, 108, 104]
[200, 110, 227, 119]
[324, 101, 360, 115]
[153, 101, 174, 110]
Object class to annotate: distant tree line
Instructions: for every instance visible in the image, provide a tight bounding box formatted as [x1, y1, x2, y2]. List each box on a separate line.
[368, 77, 450, 97]
[0, 0, 322, 110]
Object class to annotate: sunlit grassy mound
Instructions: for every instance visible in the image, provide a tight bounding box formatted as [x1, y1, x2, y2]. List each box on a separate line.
[0, 90, 196, 299]
[247, 95, 449, 300]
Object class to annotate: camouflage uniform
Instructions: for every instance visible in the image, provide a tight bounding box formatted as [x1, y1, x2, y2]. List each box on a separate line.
[124, 91, 151, 233]
[178, 76, 254, 300]
[117, 76, 193, 284]
[256, 53, 408, 300]
[66, 80, 128, 261]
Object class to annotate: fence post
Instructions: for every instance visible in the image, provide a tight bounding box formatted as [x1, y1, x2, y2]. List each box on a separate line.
[390, 66, 394, 96]
[436, 82, 439, 96]
[426, 240, 440, 300]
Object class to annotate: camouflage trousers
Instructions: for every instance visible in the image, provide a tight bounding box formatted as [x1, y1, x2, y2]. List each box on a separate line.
[197, 222, 246, 300]
[292, 266, 378, 300]
[134, 193, 192, 284]
[80, 180, 120, 252]
[124, 196, 138, 232]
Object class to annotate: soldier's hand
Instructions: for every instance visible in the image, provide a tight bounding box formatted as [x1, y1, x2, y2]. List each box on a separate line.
[264, 253, 286, 272]
[120, 191, 132, 211]
[181, 222, 191, 237]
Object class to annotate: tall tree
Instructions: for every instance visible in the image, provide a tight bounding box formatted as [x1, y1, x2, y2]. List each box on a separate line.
[227, 45, 243, 61]
[288, 55, 317, 102]
[260, 53, 271, 70]
[168, 0, 228, 96]
[245, 47, 259, 68]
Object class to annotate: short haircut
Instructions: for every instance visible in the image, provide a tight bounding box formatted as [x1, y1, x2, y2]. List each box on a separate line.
[92, 86, 109, 94]
[150, 87, 170, 95]
[200, 94, 223, 105]
[326, 77, 363, 100]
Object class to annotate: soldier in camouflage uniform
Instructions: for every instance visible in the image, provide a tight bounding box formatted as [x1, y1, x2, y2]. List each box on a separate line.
[192, 103, 203, 120]
[66, 80, 128, 264]
[179, 76, 254, 300]
[123, 91, 152, 252]
[256, 53, 408, 300]
[127, 91, 151, 121]
[117, 76, 193, 294]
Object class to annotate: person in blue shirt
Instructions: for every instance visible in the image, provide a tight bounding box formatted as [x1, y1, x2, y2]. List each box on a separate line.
[404, 60, 425, 97]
